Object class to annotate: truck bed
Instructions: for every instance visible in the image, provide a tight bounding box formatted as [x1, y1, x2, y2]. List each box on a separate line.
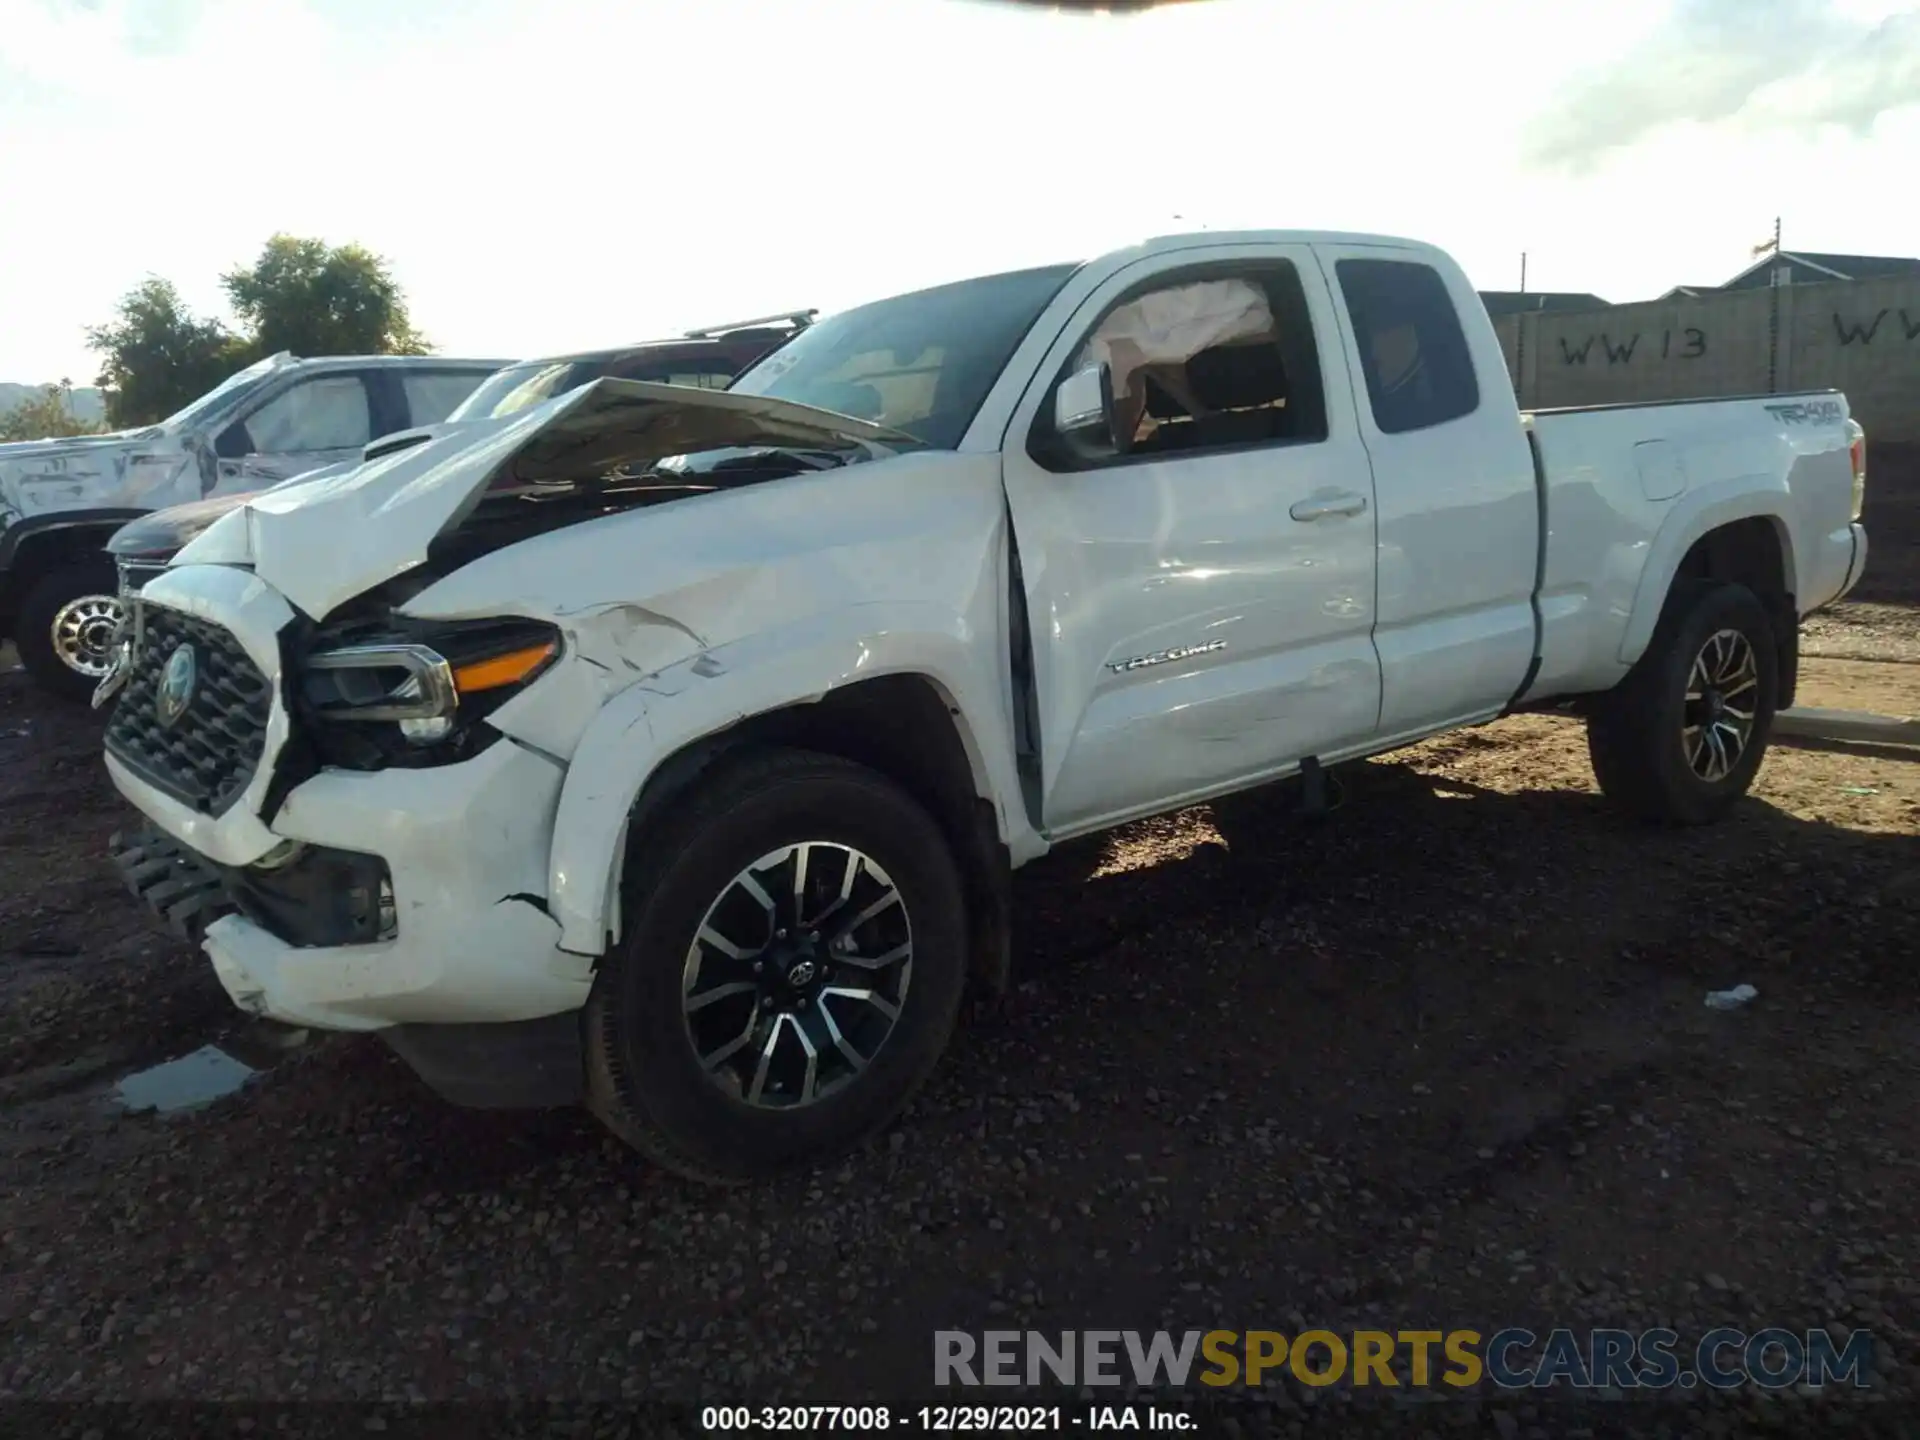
[1520, 388, 1863, 703]
[1525, 387, 1843, 418]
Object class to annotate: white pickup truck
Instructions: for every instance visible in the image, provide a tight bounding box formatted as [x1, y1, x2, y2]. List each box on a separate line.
[102, 230, 1869, 1183]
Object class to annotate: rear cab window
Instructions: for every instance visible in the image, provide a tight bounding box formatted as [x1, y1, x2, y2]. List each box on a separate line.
[1334, 258, 1480, 434]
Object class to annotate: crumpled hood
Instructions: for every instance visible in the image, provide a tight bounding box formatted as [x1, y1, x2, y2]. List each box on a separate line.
[172, 377, 915, 620]
[109, 428, 453, 558]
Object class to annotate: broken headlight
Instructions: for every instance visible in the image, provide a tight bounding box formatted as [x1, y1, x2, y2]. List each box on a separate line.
[300, 619, 559, 767]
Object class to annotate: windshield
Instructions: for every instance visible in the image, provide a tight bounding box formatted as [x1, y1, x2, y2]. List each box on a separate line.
[159, 354, 286, 430]
[447, 360, 603, 422]
[727, 264, 1080, 450]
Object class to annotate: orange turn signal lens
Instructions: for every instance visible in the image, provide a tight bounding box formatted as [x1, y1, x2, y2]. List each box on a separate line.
[452, 641, 557, 695]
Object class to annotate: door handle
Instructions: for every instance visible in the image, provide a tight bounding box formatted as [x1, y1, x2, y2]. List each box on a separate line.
[1289, 491, 1369, 522]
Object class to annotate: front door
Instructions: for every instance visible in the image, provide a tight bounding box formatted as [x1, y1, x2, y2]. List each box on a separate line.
[999, 244, 1382, 839]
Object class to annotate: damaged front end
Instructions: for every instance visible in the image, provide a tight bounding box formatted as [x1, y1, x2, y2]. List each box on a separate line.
[271, 609, 567, 780]
[108, 822, 393, 950]
[176, 376, 917, 622]
[227, 386, 913, 777]
[99, 377, 921, 1048]
[101, 556, 590, 1040]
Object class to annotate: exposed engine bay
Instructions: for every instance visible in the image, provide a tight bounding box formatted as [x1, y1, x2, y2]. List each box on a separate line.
[424, 443, 863, 577]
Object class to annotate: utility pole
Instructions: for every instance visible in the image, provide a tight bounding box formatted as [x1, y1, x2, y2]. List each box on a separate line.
[1519, 251, 1527, 295]
[1765, 216, 1783, 393]
[1751, 216, 1783, 268]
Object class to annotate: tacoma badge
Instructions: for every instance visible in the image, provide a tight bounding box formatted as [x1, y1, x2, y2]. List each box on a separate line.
[1105, 638, 1226, 674]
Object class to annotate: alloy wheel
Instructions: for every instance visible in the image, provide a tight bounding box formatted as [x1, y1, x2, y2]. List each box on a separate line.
[1683, 627, 1759, 782]
[681, 842, 913, 1110]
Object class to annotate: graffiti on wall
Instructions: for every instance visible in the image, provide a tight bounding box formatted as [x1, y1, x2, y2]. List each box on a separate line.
[1558, 329, 1708, 365]
[1552, 308, 1918, 366]
[1832, 309, 1920, 345]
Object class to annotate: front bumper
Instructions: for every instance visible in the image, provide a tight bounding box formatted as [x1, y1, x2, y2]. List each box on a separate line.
[113, 733, 593, 1032]
[103, 566, 594, 1037]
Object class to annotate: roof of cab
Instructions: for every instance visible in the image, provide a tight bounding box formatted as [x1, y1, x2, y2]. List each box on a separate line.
[1131, 227, 1437, 254]
[284, 354, 512, 371]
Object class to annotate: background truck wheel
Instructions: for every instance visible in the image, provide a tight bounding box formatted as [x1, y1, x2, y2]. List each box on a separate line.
[14, 560, 125, 702]
[1586, 579, 1779, 826]
[584, 746, 969, 1184]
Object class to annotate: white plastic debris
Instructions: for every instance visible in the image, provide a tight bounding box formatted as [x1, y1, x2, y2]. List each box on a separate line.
[1704, 984, 1758, 1011]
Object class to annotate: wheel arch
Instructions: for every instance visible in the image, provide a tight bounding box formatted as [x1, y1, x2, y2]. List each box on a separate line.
[547, 633, 1024, 998]
[0, 510, 143, 623]
[1618, 493, 1798, 705]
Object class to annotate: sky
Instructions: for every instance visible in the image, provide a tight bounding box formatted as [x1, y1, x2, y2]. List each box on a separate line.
[1, 0, 1916, 383]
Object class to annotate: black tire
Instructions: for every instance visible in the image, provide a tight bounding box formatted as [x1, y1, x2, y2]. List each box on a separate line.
[1587, 579, 1779, 825]
[583, 746, 969, 1184]
[14, 560, 124, 702]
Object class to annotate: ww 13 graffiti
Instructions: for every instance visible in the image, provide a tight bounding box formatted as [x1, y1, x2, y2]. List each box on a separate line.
[1831, 308, 1920, 346]
[1560, 329, 1707, 365]
[1557, 308, 1919, 365]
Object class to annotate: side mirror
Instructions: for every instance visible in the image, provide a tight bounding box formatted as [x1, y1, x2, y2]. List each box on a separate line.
[1052, 362, 1121, 461]
[213, 422, 253, 460]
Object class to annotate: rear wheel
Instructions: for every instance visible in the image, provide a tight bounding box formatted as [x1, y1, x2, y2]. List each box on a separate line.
[583, 747, 969, 1184]
[1587, 579, 1779, 825]
[15, 560, 125, 702]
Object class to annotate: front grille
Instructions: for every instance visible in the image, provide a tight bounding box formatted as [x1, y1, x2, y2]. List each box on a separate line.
[104, 605, 274, 815]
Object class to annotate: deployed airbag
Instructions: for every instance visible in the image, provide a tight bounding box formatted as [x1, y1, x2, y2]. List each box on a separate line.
[1081, 279, 1276, 398]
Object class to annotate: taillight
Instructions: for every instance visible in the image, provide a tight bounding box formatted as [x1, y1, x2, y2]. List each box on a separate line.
[1848, 422, 1866, 521]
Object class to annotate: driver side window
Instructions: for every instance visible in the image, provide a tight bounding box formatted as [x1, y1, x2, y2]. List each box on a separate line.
[237, 375, 373, 455]
[1062, 264, 1328, 465]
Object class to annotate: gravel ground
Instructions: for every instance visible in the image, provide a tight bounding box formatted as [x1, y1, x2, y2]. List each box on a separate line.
[1, 609, 1917, 1431]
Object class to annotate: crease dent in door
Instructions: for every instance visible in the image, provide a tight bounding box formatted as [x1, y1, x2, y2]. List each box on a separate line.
[1003, 241, 1384, 835]
[1308, 243, 1388, 734]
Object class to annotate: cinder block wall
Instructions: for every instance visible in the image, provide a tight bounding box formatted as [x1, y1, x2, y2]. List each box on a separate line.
[1492, 278, 1920, 442]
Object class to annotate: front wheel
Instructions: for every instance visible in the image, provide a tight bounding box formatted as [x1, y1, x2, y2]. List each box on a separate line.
[1587, 579, 1779, 825]
[584, 747, 969, 1184]
[15, 561, 126, 702]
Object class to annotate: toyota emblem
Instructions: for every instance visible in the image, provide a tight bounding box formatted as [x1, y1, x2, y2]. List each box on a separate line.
[155, 643, 199, 728]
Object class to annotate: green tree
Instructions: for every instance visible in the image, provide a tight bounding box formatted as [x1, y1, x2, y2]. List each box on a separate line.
[85, 278, 241, 428]
[222, 234, 431, 360]
[0, 380, 104, 443]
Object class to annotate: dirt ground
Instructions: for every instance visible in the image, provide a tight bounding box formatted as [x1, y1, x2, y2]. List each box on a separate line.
[1, 473, 1918, 1429]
